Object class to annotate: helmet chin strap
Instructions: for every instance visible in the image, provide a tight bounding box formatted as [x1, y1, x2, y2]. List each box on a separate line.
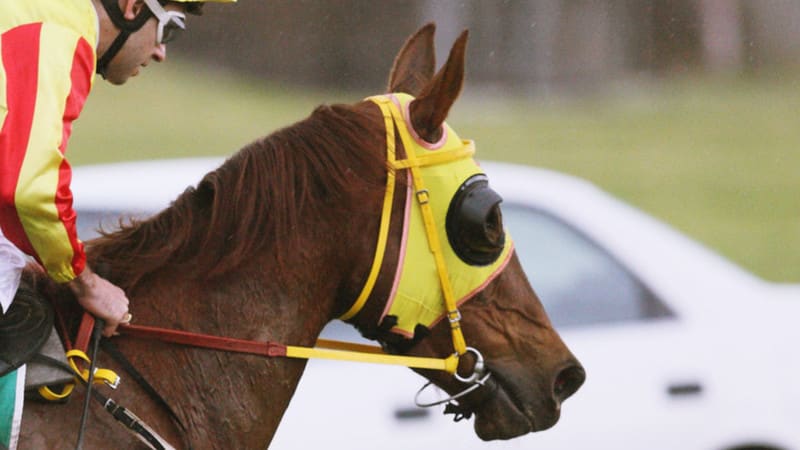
[97, 0, 154, 78]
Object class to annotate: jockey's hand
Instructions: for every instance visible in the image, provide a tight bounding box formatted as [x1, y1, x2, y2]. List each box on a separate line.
[67, 265, 130, 337]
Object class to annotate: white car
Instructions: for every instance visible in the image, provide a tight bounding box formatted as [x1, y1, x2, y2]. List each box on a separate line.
[71, 158, 800, 450]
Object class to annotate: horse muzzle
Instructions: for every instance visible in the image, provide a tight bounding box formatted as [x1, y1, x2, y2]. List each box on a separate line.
[472, 358, 586, 439]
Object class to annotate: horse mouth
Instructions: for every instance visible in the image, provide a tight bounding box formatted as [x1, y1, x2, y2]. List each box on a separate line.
[468, 369, 560, 440]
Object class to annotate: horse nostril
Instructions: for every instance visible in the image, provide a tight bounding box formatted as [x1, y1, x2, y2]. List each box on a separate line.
[553, 364, 585, 402]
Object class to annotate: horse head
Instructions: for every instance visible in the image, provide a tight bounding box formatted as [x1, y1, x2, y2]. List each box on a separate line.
[340, 23, 586, 440]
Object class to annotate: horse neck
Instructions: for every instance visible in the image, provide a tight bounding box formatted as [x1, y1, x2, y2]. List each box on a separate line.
[110, 252, 338, 447]
[109, 182, 386, 447]
[85, 102, 392, 447]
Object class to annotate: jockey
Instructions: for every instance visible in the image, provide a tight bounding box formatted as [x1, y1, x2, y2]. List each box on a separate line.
[0, 1, 235, 448]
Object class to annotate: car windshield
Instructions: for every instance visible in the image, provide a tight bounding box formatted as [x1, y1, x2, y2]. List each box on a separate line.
[502, 203, 672, 328]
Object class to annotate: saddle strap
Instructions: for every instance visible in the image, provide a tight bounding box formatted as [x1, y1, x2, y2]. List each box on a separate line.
[102, 400, 176, 450]
[33, 353, 175, 450]
[100, 340, 191, 450]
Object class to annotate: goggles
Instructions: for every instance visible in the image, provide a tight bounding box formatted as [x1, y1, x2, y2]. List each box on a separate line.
[143, 0, 187, 45]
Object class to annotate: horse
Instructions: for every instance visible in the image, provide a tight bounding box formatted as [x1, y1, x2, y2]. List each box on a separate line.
[20, 23, 584, 449]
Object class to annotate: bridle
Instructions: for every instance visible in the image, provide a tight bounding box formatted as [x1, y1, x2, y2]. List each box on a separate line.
[117, 93, 510, 390]
[50, 93, 511, 447]
[338, 93, 512, 408]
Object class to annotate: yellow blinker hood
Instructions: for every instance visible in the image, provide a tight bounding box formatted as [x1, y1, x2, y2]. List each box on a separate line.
[340, 93, 513, 338]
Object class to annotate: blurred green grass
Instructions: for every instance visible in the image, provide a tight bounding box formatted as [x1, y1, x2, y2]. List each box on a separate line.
[70, 60, 799, 282]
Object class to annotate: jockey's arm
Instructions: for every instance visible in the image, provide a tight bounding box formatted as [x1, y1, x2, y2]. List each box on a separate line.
[0, 21, 129, 335]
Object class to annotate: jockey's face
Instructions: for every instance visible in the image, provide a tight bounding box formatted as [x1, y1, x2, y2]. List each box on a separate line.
[99, 0, 188, 85]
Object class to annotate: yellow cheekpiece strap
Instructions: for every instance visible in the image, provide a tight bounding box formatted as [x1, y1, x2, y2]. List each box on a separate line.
[387, 97, 468, 355]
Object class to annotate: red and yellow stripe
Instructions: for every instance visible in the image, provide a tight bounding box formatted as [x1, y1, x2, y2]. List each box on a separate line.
[1, 20, 95, 282]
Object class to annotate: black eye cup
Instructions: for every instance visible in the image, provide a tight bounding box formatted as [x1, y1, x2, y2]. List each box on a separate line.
[446, 174, 506, 266]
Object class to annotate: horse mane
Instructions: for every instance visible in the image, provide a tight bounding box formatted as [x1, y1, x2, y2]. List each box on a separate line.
[88, 102, 388, 290]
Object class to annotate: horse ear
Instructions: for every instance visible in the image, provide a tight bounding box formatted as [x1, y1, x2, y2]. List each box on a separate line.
[408, 29, 468, 143]
[387, 23, 437, 95]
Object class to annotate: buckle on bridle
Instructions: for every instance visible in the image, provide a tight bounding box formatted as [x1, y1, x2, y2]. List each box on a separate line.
[414, 347, 491, 408]
[447, 309, 461, 324]
[416, 189, 430, 204]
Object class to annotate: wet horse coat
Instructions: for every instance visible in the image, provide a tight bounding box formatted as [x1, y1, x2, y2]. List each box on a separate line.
[20, 24, 583, 449]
